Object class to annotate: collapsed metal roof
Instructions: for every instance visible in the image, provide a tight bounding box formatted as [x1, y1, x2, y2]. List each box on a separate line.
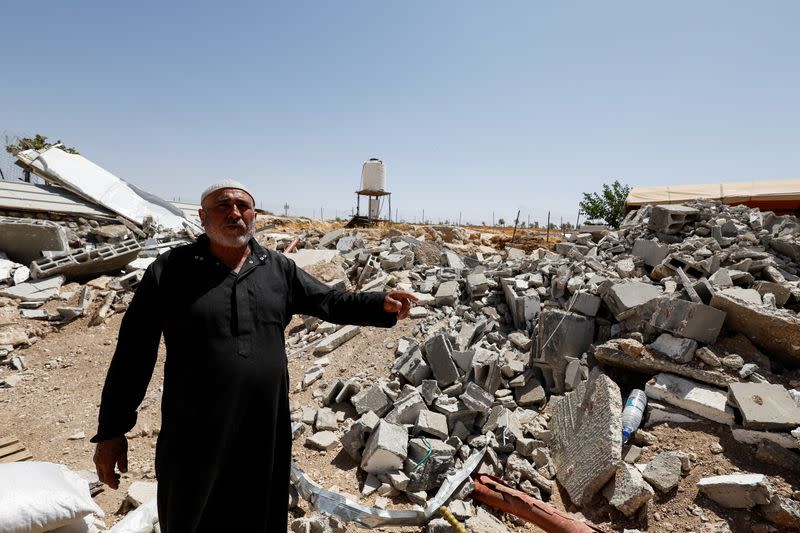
[15, 147, 200, 232]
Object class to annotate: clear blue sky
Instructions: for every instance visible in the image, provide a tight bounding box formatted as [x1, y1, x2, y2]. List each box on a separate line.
[2, 1, 798, 225]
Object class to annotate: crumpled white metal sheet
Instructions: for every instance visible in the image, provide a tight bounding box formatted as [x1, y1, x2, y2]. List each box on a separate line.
[290, 446, 486, 528]
[16, 147, 199, 232]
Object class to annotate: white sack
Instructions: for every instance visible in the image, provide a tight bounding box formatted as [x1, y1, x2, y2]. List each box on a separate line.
[107, 497, 158, 533]
[0, 461, 104, 533]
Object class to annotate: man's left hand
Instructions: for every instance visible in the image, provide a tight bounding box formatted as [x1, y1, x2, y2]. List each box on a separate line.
[383, 290, 418, 320]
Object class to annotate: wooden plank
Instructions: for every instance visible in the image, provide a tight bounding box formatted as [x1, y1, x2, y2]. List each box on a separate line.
[0, 450, 32, 463]
[0, 436, 19, 448]
[0, 442, 24, 459]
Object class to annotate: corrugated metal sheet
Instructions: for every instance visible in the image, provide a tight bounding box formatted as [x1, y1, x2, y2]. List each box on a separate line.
[0, 179, 115, 218]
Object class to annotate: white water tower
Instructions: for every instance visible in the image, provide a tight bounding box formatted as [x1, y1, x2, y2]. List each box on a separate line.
[355, 158, 391, 223]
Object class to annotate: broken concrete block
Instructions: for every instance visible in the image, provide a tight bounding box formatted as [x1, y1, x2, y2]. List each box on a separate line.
[460, 382, 494, 412]
[721, 287, 762, 305]
[31, 239, 141, 280]
[649, 298, 726, 344]
[603, 281, 663, 319]
[395, 348, 432, 386]
[340, 411, 380, 461]
[760, 495, 800, 528]
[507, 331, 531, 352]
[645, 373, 734, 425]
[501, 278, 541, 329]
[755, 440, 800, 473]
[351, 384, 392, 417]
[435, 280, 459, 307]
[423, 333, 460, 387]
[318, 228, 346, 248]
[570, 291, 601, 317]
[306, 431, 338, 451]
[413, 410, 449, 440]
[648, 204, 699, 234]
[752, 281, 791, 306]
[533, 309, 594, 393]
[0, 216, 70, 264]
[361, 420, 408, 474]
[605, 463, 654, 517]
[551, 369, 622, 507]
[313, 325, 360, 354]
[711, 292, 800, 367]
[632, 239, 670, 267]
[731, 428, 800, 449]
[648, 333, 697, 363]
[514, 376, 546, 407]
[728, 382, 800, 430]
[641, 452, 682, 492]
[406, 438, 456, 491]
[384, 389, 427, 425]
[697, 473, 772, 508]
[314, 407, 338, 432]
[465, 506, 511, 533]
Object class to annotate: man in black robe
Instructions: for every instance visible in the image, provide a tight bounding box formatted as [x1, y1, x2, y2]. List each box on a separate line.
[92, 180, 416, 532]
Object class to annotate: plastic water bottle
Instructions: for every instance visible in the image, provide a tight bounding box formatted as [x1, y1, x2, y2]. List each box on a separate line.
[621, 389, 648, 444]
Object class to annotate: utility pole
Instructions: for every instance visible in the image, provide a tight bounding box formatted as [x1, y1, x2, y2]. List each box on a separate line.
[492, 212, 495, 226]
[575, 209, 581, 230]
[546, 211, 551, 242]
[422, 209, 425, 224]
[283, 203, 289, 217]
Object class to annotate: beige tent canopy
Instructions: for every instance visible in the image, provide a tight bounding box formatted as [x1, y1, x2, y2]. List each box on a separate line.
[626, 179, 800, 214]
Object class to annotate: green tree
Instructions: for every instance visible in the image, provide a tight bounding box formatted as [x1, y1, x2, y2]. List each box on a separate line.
[579, 180, 631, 228]
[497, 218, 505, 226]
[5, 134, 79, 156]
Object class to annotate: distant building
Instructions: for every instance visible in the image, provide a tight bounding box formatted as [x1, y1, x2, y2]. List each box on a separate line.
[626, 179, 800, 215]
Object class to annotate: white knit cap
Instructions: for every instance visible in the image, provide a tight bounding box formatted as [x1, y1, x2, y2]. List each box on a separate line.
[200, 179, 255, 204]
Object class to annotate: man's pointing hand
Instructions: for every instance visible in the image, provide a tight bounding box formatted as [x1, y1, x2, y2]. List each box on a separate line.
[383, 290, 418, 320]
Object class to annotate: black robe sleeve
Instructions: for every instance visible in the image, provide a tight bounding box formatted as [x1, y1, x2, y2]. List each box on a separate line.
[91, 265, 163, 442]
[286, 258, 397, 328]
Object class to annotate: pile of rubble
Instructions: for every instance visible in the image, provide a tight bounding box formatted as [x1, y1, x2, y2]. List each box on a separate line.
[0, 147, 199, 380]
[287, 201, 800, 531]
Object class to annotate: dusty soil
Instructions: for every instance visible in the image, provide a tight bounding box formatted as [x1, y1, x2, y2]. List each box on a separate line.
[0, 220, 796, 532]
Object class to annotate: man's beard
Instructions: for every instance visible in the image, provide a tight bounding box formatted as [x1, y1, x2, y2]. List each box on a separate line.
[205, 221, 255, 248]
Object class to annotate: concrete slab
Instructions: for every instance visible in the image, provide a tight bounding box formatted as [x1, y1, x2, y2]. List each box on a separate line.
[648, 333, 697, 363]
[570, 291, 601, 317]
[0, 216, 69, 264]
[697, 473, 772, 508]
[313, 325, 360, 354]
[551, 369, 622, 507]
[731, 428, 800, 449]
[710, 292, 800, 367]
[728, 382, 800, 430]
[721, 287, 762, 305]
[594, 341, 730, 388]
[0, 275, 65, 302]
[285, 249, 338, 268]
[632, 239, 670, 267]
[649, 298, 726, 344]
[603, 281, 663, 319]
[645, 373, 734, 425]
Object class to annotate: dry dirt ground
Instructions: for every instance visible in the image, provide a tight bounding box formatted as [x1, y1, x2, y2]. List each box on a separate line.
[0, 225, 797, 532]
